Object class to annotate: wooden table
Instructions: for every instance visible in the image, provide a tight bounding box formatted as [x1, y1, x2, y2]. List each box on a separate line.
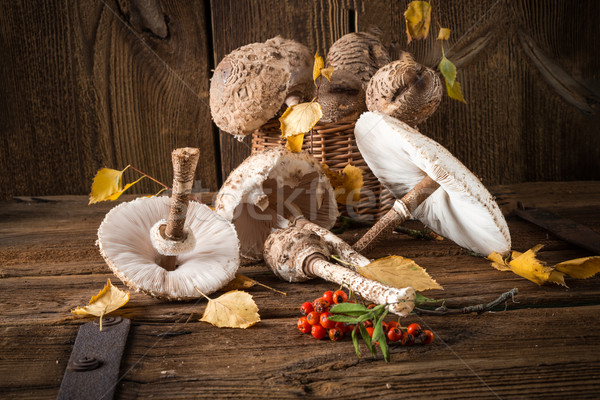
[1, 182, 599, 399]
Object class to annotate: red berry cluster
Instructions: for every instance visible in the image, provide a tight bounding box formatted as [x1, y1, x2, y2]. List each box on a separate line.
[297, 290, 435, 347]
[297, 290, 350, 340]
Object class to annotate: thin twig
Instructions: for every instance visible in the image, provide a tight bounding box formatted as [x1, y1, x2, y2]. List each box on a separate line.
[128, 165, 170, 190]
[414, 288, 518, 315]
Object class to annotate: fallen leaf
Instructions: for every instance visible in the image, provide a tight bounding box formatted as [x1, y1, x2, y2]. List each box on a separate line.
[89, 166, 145, 204]
[357, 255, 443, 291]
[437, 28, 451, 40]
[322, 164, 364, 205]
[313, 52, 325, 81]
[107, 176, 145, 201]
[404, 1, 432, 43]
[220, 274, 287, 295]
[285, 133, 305, 153]
[320, 67, 334, 81]
[279, 102, 323, 138]
[199, 290, 260, 329]
[71, 279, 130, 330]
[487, 245, 600, 286]
[445, 79, 467, 103]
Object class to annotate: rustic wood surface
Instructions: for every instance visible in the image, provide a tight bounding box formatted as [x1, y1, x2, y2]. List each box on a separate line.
[1, 182, 599, 399]
[1, 1, 599, 199]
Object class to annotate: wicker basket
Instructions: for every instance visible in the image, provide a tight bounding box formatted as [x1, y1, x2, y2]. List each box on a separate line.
[251, 117, 394, 222]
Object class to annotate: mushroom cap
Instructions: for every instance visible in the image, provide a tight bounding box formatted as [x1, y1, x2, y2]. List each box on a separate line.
[210, 37, 313, 137]
[98, 196, 240, 300]
[326, 31, 390, 90]
[355, 112, 511, 255]
[215, 147, 339, 261]
[366, 53, 443, 127]
[319, 69, 367, 123]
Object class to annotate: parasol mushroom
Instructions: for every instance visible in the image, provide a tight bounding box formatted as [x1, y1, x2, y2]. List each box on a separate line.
[264, 226, 415, 316]
[353, 112, 511, 256]
[366, 52, 443, 127]
[318, 69, 367, 123]
[97, 148, 239, 300]
[210, 37, 313, 139]
[215, 147, 339, 261]
[326, 30, 390, 91]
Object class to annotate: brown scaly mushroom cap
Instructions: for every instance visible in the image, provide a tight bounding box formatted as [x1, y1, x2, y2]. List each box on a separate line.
[326, 31, 391, 90]
[366, 52, 443, 127]
[210, 37, 313, 139]
[215, 147, 339, 261]
[318, 69, 367, 123]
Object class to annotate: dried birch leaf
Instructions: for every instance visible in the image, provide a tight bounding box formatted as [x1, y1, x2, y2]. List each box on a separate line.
[313, 52, 334, 81]
[199, 290, 260, 329]
[220, 274, 287, 295]
[322, 164, 364, 205]
[357, 255, 443, 291]
[71, 279, 130, 330]
[89, 166, 145, 204]
[285, 133, 305, 153]
[437, 28, 451, 41]
[279, 102, 323, 138]
[404, 1, 432, 43]
[555, 257, 600, 279]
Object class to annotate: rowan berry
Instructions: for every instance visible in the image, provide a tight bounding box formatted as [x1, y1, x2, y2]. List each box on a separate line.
[297, 317, 311, 334]
[401, 333, 415, 346]
[387, 327, 403, 342]
[381, 321, 389, 333]
[335, 322, 350, 333]
[306, 311, 321, 326]
[312, 298, 330, 314]
[328, 327, 344, 341]
[421, 330, 434, 345]
[366, 327, 375, 338]
[406, 323, 422, 337]
[300, 301, 314, 316]
[311, 324, 327, 340]
[362, 319, 373, 328]
[387, 321, 399, 331]
[319, 312, 337, 329]
[332, 290, 347, 304]
[322, 290, 334, 304]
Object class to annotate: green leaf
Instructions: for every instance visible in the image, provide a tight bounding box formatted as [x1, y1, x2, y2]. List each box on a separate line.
[372, 309, 388, 343]
[330, 303, 368, 314]
[379, 335, 390, 362]
[351, 326, 361, 358]
[357, 313, 375, 323]
[415, 292, 442, 305]
[327, 315, 360, 323]
[359, 324, 376, 357]
[438, 56, 457, 88]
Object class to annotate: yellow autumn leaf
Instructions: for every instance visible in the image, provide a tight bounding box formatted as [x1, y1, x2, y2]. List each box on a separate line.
[106, 176, 145, 201]
[320, 67, 334, 81]
[89, 167, 126, 204]
[437, 28, 451, 40]
[279, 102, 323, 138]
[313, 52, 325, 81]
[71, 279, 130, 330]
[285, 133, 305, 153]
[357, 255, 443, 291]
[199, 290, 260, 329]
[445, 79, 467, 103]
[487, 245, 600, 286]
[322, 164, 363, 205]
[404, 1, 432, 44]
[220, 274, 287, 295]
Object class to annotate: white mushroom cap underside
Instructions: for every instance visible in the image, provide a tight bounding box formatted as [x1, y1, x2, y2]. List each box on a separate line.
[355, 112, 511, 255]
[97, 196, 239, 300]
[215, 147, 339, 261]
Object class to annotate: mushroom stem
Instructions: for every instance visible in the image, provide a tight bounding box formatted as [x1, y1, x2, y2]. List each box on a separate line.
[304, 255, 415, 316]
[295, 218, 370, 268]
[284, 94, 301, 107]
[159, 147, 200, 271]
[353, 175, 440, 253]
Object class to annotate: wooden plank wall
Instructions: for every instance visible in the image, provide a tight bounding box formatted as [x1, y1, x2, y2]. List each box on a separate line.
[1, 0, 599, 199]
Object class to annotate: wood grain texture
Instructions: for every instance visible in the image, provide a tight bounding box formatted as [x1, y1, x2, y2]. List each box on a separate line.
[0, 0, 218, 200]
[1, 183, 600, 398]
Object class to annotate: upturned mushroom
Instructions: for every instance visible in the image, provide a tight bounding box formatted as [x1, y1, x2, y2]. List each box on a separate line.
[318, 69, 367, 123]
[215, 147, 339, 261]
[97, 148, 239, 299]
[210, 37, 313, 139]
[264, 226, 415, 316]
[326, 30, 390, 90]
[366, 52, 443, 127]
[353, 112, 511, 256]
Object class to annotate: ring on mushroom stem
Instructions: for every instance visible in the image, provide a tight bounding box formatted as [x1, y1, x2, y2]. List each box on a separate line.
[263, 227, 415, 317]
[353, 112, 511, 256]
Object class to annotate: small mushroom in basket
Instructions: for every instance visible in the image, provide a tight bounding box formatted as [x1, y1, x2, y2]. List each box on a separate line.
[326, 30, 391, 90]
[353, 112, 511, 256]
[366, 52, 443, 127]
[264, 226, 415, 317]
[210, 37, 313, 139]
[97, 148, 239, 300]
[318, 69, 367, 123]
[215, 147, 339, 261]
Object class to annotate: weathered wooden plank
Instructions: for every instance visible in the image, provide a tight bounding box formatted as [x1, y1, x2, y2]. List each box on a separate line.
[0, 0, 219, 200]
[2, 306, 599, 399]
